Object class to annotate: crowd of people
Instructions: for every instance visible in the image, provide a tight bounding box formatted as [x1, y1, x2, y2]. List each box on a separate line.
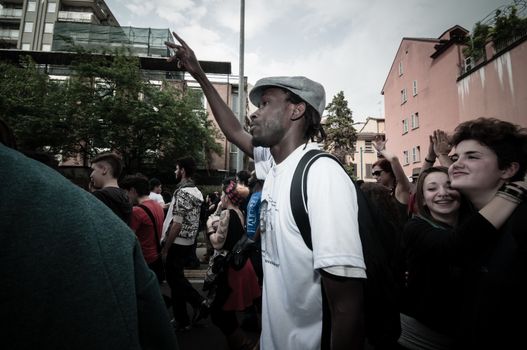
[1, 31, 526, 350]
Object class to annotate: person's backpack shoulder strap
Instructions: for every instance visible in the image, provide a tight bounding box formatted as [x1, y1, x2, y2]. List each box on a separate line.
[289, 149, 346, 350]
[290, 149, 402, 348]
[138, 204, 162, 254]
[290, 149, 344, 250]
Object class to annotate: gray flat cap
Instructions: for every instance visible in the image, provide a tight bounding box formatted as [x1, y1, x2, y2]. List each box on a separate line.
[249, 76, 326, 117]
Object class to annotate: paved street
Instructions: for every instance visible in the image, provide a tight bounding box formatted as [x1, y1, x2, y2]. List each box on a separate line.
[161, 246, 260, 350]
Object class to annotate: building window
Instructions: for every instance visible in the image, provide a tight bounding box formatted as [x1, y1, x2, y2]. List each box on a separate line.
[412, 146, 421, 163]
[364, 140, 373, 153]
[22, 43, 31, 50]
[411, 112, 419, 129]
[42, 44, 51, 51]
[47, 2, 57, 13]
[27, 1, 36, 12]
[398, 61, 403, 76]
[403, 151, 409, 165]
[401, 88, 407, 104]
[413, 80, 418, 96]
[402, 118, 409, 134]
[44, 23, 54, 34]
[24, 22, 33, 33]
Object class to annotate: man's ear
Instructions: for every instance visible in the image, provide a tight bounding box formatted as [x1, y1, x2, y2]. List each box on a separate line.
[290, 102, 306, 121]
[501, 161, 520, 181]
[101, 163, 109, 176]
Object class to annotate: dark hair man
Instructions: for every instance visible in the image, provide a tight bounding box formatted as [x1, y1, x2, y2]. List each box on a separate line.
[166, 34, 366, 349]
[149, 177, 167, 208]
[90, 152, 132, 224]
[121, 175, 166, 283]
[160, 156, 207, 331]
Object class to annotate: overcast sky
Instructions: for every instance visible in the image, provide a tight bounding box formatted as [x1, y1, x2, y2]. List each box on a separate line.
[106, 0, 512, 122]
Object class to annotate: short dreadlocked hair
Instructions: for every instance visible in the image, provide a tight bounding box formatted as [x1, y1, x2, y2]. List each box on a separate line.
[283, 89, 326, 143]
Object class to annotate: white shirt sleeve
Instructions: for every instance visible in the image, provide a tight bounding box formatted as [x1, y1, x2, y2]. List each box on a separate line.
[253, 147, 274, 180]
[306, 157, 366, 276]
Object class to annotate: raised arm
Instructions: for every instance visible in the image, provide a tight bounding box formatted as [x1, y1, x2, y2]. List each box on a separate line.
[165, 32, 254, 158]
[421, 135, 437, 172]
[373, 136, 411, 204]
[479, 181, 526, 228]
[432, 130, 453, 167]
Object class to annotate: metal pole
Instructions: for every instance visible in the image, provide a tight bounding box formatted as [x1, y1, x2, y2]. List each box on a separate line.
[236, 0, 245, 172]
[360, 147, 363, 180]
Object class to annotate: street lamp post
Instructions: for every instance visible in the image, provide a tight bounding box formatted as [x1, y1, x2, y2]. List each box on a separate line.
[360, 146, 363, 180]
[236, 0, 245, 172]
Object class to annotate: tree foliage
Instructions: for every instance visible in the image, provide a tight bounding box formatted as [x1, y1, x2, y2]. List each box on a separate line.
[0, 50, 221, 174]
[463, 22, 491, 62]
[463, 5, 527, 61]
[323, 91, 357, 170]
[491, 6, 527, 49]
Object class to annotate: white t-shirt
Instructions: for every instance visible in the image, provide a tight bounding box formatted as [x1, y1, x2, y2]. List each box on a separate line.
[254, 146, 273, 180]
[258, 144, 366, 350]
[149, 192, 165, 206]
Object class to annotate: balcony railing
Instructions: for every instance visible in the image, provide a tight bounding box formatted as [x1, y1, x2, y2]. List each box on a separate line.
[0, 8, 22, 18]
[58, 11, 94, 23]
[494, 28, 527, 53]
[0, 29, 20, 40]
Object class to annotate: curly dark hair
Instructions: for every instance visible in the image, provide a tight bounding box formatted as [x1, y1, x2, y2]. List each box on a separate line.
[175, 156, 197, 178]
[451, 117, 527, 181]
[120, 175, 150, 197]
[372, 158, 394, 177]
[283, 89, 326, 143]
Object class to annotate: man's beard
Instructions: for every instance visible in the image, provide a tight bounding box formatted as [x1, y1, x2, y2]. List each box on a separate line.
[174, 174, 182, 184]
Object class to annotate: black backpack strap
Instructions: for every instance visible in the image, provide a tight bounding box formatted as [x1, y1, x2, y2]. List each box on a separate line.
[290, 149, 344, 250]
[138, 204, 162, 254]
[290, 149, 345, 350]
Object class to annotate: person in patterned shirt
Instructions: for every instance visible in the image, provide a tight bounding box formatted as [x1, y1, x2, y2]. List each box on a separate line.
[161, 156, 207, 331]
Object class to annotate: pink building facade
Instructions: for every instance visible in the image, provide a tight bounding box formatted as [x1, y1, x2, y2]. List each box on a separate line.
[382, 25, 527, 177]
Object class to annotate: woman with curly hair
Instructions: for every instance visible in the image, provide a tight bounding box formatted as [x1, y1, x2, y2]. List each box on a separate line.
[447, 117, 527, 348]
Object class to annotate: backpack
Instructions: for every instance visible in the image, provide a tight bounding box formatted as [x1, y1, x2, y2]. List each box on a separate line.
[290, 149, 402, 349]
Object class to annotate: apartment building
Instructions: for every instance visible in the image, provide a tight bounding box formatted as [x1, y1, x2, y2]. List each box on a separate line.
[382, 8, 527, 178]
[0, 0, 118, 51]
[189, 76, 248, 173]
[0, 1, 249, 174]
[352, 117, 385, 181]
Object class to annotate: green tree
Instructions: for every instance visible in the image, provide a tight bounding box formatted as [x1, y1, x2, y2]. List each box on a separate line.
[463, 21, 490, 62]
[323, 91, 357, 174]
[0, 50, 221, 173]
[0, 57, 70, 154]
[491, 6, 527, 50]
[463, 5, 527, 61]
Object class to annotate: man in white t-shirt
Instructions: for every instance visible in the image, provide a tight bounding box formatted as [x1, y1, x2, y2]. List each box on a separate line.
[148, 177, 167, 208]
[166, 34, 366, 350]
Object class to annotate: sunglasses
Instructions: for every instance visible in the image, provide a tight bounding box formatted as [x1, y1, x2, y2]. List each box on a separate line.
[372, 170, 384, 177]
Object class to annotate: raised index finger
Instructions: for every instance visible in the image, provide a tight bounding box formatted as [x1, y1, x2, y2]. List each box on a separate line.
[173, 32, 189, 48]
